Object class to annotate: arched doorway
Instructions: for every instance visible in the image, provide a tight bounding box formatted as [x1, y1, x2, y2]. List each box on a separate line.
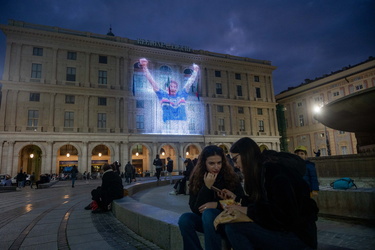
[58, 144, 78, 174]
[91, 144, 110, 174]
[19, 145, 42, 178]
[259, 144, 269, 152]
[131, 144, 149, 177]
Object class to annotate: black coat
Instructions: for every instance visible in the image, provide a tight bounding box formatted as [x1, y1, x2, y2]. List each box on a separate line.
[100, 169, 124, 203]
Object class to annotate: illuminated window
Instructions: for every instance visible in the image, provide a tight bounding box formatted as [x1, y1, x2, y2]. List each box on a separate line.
[28, 110, 39, 127]
[236, 85, 243, 96]
[136, 100, 144, 108]
[217, 105, 224, 112]
[136, 115, 144, 129]
[97, 113, 106, 128]
[64, 111, 74, 127]
[98, 70, 107, 85]
[215, 70, 221, 77]
[254, 76, 260, 82]
[99, 55, 107, 64]
[66, 67, 76, 81]
[256, 88, 261, 98]
[239, 119, 245, 131]
[31, 63, 42, 78]
[218, 119, 225, 131]
[33, 47, 43, 56]
[65, 95, 75, 104]
[235, 73, 241, 80]
[258, 120, 264, 132]
[299, 115, 305, 126]
[67, 51, 77, 60]
[257, 108, 263, 115]
[29, 93, 40, 102]
[216, 83, 223, 94]
[98, 97, 107, 106]
[238, 107, 244, 114]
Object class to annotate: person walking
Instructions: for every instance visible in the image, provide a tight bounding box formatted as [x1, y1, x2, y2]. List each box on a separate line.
[71, 165, 78, 188]
[153, 154, 163, 181]
[166, 157, 173, 184]
[124, 161, 134, 184]
[30, 172, 35, 189]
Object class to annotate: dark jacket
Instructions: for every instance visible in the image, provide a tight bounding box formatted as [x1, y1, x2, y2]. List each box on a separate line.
[189, 174, 244, 215]
[166, 160, 173, 172]
[101, 169, 124, 200]
[238, 153, 319, 249]
[304, 160, 319, 192]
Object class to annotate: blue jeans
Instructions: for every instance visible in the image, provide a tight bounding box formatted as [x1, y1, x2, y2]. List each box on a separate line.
[178, 209, 223, 250]
[224, 222, 312, 250]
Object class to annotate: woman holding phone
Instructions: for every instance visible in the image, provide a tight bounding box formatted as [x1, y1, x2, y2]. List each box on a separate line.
[178, 145, 244, 250]
[221, 137, 319, 249]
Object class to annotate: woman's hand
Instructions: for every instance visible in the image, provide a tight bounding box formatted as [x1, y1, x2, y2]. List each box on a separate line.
[204, 172, 217, 189]
[198, 202, 217, 213]
[193, 63, 199, 72]
[139, 58, 148, 67]
[226, 204, 247, 214]
[219, 189, 236, 200]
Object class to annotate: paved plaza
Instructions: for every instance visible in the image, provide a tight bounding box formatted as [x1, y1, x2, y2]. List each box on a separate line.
[0, 178, 374, 249]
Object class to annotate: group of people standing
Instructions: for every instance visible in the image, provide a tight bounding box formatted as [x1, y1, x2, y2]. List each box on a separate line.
[178, 137, 320, 250]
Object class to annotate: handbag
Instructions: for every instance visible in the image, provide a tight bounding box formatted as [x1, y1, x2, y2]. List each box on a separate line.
[214, 209, 253, 230]
[330, 177, 357, 190]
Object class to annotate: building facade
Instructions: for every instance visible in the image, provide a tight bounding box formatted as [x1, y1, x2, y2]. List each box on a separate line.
[0, 20, 280, 178]
[276, 57, 375, 156]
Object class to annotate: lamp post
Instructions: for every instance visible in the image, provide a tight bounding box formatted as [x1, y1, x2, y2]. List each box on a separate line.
[314, 105, 331, 156]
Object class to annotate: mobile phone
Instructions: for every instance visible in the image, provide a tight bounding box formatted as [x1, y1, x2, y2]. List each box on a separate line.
[211, 186, 221, 192]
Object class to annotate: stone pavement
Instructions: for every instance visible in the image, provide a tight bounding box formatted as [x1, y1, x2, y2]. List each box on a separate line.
[0, 177, 374, 249]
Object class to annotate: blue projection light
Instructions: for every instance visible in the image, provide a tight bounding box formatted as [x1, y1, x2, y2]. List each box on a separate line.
[133, 58, 205, 135]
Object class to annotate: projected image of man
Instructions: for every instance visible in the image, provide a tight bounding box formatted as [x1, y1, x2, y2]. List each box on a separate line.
[139, 58, 199, 122]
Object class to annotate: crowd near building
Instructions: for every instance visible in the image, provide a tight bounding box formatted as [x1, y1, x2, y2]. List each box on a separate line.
[0, 20, 280, 178]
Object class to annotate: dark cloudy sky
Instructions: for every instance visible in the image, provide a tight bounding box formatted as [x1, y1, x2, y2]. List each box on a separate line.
[0, 0, 374, 94]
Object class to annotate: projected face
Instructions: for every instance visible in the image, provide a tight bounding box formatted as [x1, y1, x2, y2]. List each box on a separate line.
[134, 58, 204, 135]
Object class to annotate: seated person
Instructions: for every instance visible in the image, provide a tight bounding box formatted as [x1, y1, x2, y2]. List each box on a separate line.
[169, 158, 194, 195]
[1, 175, 12, 186]
[36, 174, 50, 188]
[85, 163, 124, 213]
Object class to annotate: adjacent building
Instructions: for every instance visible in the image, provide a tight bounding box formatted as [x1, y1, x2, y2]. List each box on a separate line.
[0, 20, 280, 178]
[276, 57, 375, 156]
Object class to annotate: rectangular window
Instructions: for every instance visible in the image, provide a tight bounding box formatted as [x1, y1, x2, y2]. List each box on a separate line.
[98, 97, 107, 106]
[67, 51, 77, 60]
[236, 85, 243, 96]
[235, 73, 241, 80]
[64, 111, 74, 127]
[239, 119, 245, 131]
[99, 55, 107, 64]
[297, 102, 303, 107]
[258, 120, 264, 132]
[27, 110, 39, 127]
[218, 119, 225, 131]
[238, 107, 244, 114]
[355, 85, 363, 90]
[31, 63, 42, 78]
[257, 108, 263, 115]
[65, 95, 75, 104]
[216, 83, 223, 95]
[333, 91, 340, 97]
[256, 88, 261, 98]
[29, 93, 40, 102]
[33, 47, 43, 56]
[136, 115, 145, 129]
[339, 131, 345, 134]
[98, 70, 107, 85]
[341, 146, 348, 155]
[66, 67, 76, 81]
[299, 114, 305, 126]
[136, 100, 144, 108]
[254, 76, 260, 82]
[217, 105, 224, 113]
[215, 70, 221, 77]
[97, 113, 106, 128]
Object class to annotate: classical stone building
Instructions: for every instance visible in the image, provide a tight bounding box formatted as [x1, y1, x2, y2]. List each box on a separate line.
[276, 57, 375, 156]
[0, 20, 279, 178]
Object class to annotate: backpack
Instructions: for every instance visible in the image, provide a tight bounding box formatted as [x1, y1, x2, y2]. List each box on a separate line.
[330, 178, 357, 190]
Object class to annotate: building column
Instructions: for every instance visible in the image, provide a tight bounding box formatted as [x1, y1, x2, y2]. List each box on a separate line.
[81, 141, 88, 172]
[45, 141, 53, 174]
[0, 89, 9, 130]
[51, 48, 58, 84]
[9, 90, 19, 131]
[48, 93, 56, 132]
[0, 141, 4, 173]
[122, 142, 129, 167]
[7, 141, 15, 176]
[115, 97, 120, 133]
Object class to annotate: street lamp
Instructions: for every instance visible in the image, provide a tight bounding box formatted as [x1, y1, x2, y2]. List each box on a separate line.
[313, 105, 331, 156]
